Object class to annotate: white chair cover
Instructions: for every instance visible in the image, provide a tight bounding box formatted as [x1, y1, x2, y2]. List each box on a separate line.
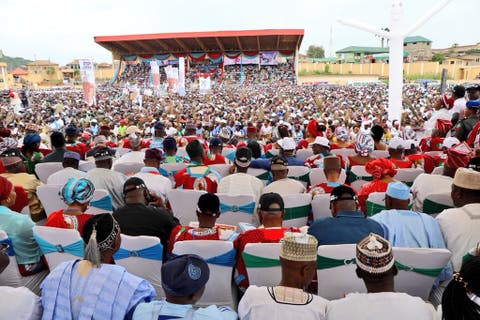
[281, 193, 311, 228]
[0, 286, 42, 320]
[221, 147, 237, 159]
[114, 234, 164, 298]
[246, 168, 269, 186]
[112, 162, 144, 175]
[243, 243, 282, 287]
[395, 168, 425, 184]
[176, 147, 188, 158]
[34, 162, 63, 183]
[309, 168, 347, 186]
[311, 194, 332, 220]
[33, 226, 83, 270]
[216, 194, 256, 229]
[372, 150, 389, 159]
[332, 148, 356, 158]
[116, 147, 131, 158]
[78, 160, 95, 172]
[167, 189, 206, 225]
[349, 165, 372, 191]
[295, 148, 314, 161]
[287, 166, 310, 187]
[431, 166, 444, 175]
[208, 164, 232, 179]
[159, 162, 188, 187]
[173, 240, 236, 308]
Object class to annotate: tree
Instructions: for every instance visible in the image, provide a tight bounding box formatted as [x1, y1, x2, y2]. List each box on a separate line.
[307, 45, 325, 59]
[431, 53, 445, 63]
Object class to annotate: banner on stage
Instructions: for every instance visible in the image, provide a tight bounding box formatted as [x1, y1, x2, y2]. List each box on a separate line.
[199, 75, 211, 94]
[260, 51, 279, 65]
[164, 65, 178, 92]
[78, 59, 95, 106]
[150, 61, 160, 92]
[178, 57, 186, 96]
[224, 54, 260, 65]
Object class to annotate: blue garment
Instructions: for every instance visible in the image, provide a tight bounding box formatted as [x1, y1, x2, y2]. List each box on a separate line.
[285, 156, 305, 166]
[41, 260, 156, 320]
[0, 205, 42, 264]
[371, 209, 453, 283]
[89, 124, 99, 136]
[250, 157, 305, 170]
[308, 210, 385, 245]
[149, 137, 164, 150]
[133, 300, 237, 320]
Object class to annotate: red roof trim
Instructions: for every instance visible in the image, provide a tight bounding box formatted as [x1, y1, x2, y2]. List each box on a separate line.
[94, 29, 304, 43]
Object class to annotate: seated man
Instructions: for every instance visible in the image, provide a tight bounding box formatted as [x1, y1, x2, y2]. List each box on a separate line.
[114, 133, 145, 165]
[160, 137, 185, 164]
[46, 151, 87, 185]
[305, 136, 335, 169]
[234, 193, 300, 291]
[113, 177, 179, 258]
[387, 137, 413, 168]
[41, 214, 156, 319]
[238, 233, 327, 320]
[277, 137, 305, 166]
[308, 185, 384, 245]
[41, 131, 67, 163]
[203, 137, 227, 165]
[326, 233, 436, 319]
[133, 148, 171, 201]
[133, 254, 237, 320]
[309, 156, 346, 195]
[168, 193, 238, 254]
[262, 155, 305, 195]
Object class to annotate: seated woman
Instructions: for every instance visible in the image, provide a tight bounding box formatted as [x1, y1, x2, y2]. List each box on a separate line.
[167, 193, 237, 254]
[347, 132, 376, 167]
[41, 214, 156, 319]
[371, 125, 387, 151]
[357, 158, 398, 213]
[44, 178, 95, 235]
[330, 126, 354, 150]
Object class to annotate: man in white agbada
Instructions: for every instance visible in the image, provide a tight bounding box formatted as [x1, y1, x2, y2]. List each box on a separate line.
[326, 233, 436, 320]
[436, 167, 480, 271]
[262, 155, 305, 195]
[46, 151, 87, 185]
[238, 233, 328, 320]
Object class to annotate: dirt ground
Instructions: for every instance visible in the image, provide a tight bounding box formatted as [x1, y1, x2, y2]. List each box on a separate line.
[298, 74, 380, 85]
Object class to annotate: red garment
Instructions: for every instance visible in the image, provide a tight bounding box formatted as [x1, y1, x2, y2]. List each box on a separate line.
[390, 158, 413, 169]
[174, 165, 218, 193]
[203, 153, 226, 165]
[168, 225, 221, 253]
[106, 141, 117, 148]
[9, 186, 28, 212]
[236, 142, 247, 149]
[347, 155, 374, 167]
[330, 143, 354, 150]
[358, 180, 389, 213]
[305, 154, 345, 168]
[365, 158, 397, 179]
[296, 139, 309, 150]
[309, 182, 352, 194]
[65, 141, 89, 159]
[122, 138, 150, 149]
[233, 227, 300, 290]
[419, 137, 444, 152]
[467, 121, 480, 147]
[44, 209, 93, 236]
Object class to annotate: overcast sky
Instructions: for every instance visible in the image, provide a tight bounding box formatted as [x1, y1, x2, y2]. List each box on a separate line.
[1, 0, 476, 65]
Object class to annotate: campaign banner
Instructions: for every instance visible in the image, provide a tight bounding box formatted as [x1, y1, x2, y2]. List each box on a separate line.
[260, 51, 279, 65]
[150, 61, 160, 92]
[178, 57, 186, 96]
[223, 55, 260, 65]
[224, 56, 241, 66]
[78, 59, 95, 106]
[199, 76, 211, 94]
[164, 65, 178, 92]
[241, 54, 260, 65]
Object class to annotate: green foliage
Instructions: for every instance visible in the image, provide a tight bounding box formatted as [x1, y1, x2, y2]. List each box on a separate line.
[324, 64, 330, 73]
[466, 49, 480, 54]
[404, 73, 449, 81]
[0, 54, 32, 71]
[306, 45, 325, 59]
[431, 53, 445, 63]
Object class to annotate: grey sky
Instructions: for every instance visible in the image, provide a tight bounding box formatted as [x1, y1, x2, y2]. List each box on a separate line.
[1, 0, 476, 65]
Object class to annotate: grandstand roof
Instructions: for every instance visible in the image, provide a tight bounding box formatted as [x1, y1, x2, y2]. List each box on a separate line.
[94, 29, 304, 55]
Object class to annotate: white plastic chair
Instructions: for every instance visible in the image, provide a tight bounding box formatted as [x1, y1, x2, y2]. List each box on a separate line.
[317, 244, 365, 299]
[113, 234, 164, 298]
[365, 192, 386, 216]
[243, 243, 282, 287]
[34, 162, 63, 183]
[309, 168, 347, 186]
[113, 162, 144, 175]
[33, 226, 84, 270]
[221, 147, 237, 160]
[392, 247, 452, 299]
[281, 193, 311, 228]
[295, 148, 314, 161]
[311, 194, 332, 220]
[422, 192, 454, 216]
[372, 150, 389, 159]
[246, 168, 270, 186]
[116, 147, 131, 157]
[332, 148, 356, 158]
[167, 189, 206, 225]
[78, 160, 95, 172]
[287, 166, 311, 187]
[208, 164, 232, 179]
[216, 194, 256, 228]
[395, 168, 425, 185]
[173, 240, 236, 308]
[349, 165, 372, 191]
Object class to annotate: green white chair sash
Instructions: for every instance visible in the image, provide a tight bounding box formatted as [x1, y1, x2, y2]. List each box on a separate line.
[348, 171, 373, 182]
[242, 251, 281, 268]
[423, 199, 452, 215]
[284, 204, 311, 221]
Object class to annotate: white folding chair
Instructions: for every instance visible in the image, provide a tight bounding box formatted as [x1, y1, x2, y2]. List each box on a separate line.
[0, 230, 48, 295]
[36, 184, 64, 216]
[176, 147, 188, 158]
[317, 244, 365, 299]
[113, 162, 144, 175]
[243, 243, 282, 287]
[365, 192, 386, 217]
[33, 226, 84, 270]
[116, 147, 131, 158]
[221, 147, 237, 161]
[88, 189, 113, 214]
[287, 166, 311, 187]
[113, 234, 164, 298]
[167, 189, 206, 225]
[393, 247, 451, 299]
[395, 168, 425, 186]
[159, 162, 188, 187]
[34, 162, 63, 183]
[173, 240, 236, 308]
[422, 192, 454, 216]
[372, 150, 389, 158]
[208, 164, 232, 179]
[332, 148, 356, 158]
[295, 148, 314, 162]
[349, 165, 372, 191]
[311, 194, 332, 220]
[216, 194, 256, 228]
[309, 168, 347, 186]
[246, 168, 270, 186]
[78, 160, 95, 172]
[281, 193, 311, 228]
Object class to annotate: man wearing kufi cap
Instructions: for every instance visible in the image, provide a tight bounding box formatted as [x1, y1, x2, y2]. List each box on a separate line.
[203, 137, 227, 165]
[308, 156, 348, 195]
[149, 121, 166, 150]
[64, 124, 89, 160]
[262, 155, 306, 195]
[304, 136, 336, 169]
[436, 167, 480, 271]
[450, 85, 467, 127]
[46, 151, 87, 185]
[114, 133, 145, 165]
[387, 136, 412, 169]
[454, 99, 479, 142]
[133, 254, 237, 320]
[238, 233, 328, 319]
[276, 137, 304, 166]
[326, 233, 436, 319]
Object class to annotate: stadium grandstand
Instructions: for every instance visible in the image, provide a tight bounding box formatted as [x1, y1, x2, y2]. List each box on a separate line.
[94, 29, 304, 87]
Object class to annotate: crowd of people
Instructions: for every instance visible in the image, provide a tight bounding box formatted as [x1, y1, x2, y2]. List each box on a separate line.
[0, 74, 480, 319]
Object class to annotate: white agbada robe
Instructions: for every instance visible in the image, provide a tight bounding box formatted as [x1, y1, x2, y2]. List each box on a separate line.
[113, 150, 146, 165]
[0, 286, 42, 320]
[46, 167, 87, 185]
[238, 285, 327, 320]
[326, 292, 436, 320]
[410, 174, 453, 212]
[436, 203, 480, 271]
[262, 178, 305, 195]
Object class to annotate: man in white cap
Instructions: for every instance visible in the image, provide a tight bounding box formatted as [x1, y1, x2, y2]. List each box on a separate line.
[113, 133, 145, 165]
[326, 233, 436, 319]
[305, 136, 334, 169]
[277, 137, 304, 166]
[436, 167, 480, 271]
[387, 137, 412, 169]
[238, 233, 327, 319]
[262, 155, 305, 195]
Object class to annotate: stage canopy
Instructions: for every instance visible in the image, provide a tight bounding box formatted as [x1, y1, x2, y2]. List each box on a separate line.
[94, 29, 304, 58]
